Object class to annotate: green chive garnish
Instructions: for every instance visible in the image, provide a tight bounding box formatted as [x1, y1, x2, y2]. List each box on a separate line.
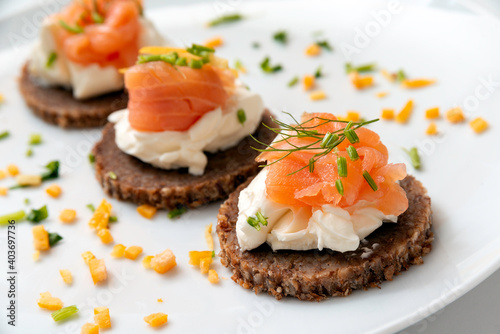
[0, 131, 10, 140]
[207, 14, 243, 27]
[211, 250, 215, 258]
[41, 161, 59, 181]
[86, 204, 96, 212]
[255, 211, 268, 226]
[288, 76, 299, 87]
[29, 133, 42, 145]
[252, 42, 260, 49]
[91, 11, 104, 24]
[346, 145, 359, 161]
[168, 206, 187, 219]
[59, 20, 84, 34]
[396, 69, 407, 82]
[345, 62, 376, 73]
[46, 52, 57, 68]
[186, 44, 215, 56]
[24, 198, 30, 205]
[260, 57, 282, 73]
[404, 147, 421, 170]
[137, 54, 161, 64]
[160, 52, 178, 64]
[108, 171, 117, 180]
[246, 216, 261, 231]
[109, 216, 118, 223]
[175, 57, 187, 66]
[320, 132, 339, 148]
[88, 153, 95, 164]
[0, 210, 25, 226]
[51, 305, 78, 322]
[314, 66, 323, 78]
[188, 59, 203, 69]
[26, 148, 33, 157]
[363, 170, 378, 191]
[273, 30, 288, 44]
[316, 40, 333, 51]
[335, 179, 344, 196]
[337, 156, 347, 177]
[26, 205, 48, 223]
[48, 232, 63, 247]
[344, 129, 359, 144]
[237, 109, 246, 124]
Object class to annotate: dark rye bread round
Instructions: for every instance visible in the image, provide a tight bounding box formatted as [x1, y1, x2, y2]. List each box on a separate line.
[19, 62, 128, 128]
[216, 175, 433, 301]
[92, 110, 276, 209]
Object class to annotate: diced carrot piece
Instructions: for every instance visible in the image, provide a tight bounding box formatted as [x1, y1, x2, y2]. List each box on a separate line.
[136, 204, 157, 219]
[381, 109, 395, 120]
[395, 99, 414, 123]
[426, 122, 438, 135]
[80, 323, 99, 334]
[151, 249, 176, 274]
[309, 90, 327, 101]
[89, 200, 112, 230]
[33, 250, 40, 261]
[204, 36, 223, 48]
[189, 251, 213, 266]
[349, 71, 374, 89]
[111, 244, 126, 258]
[59, 209, 77, 223]
[142, 255, 154, 269]
[82, 251, 95, 265]
[446, 107, 465, 123]
[94, 307, 111, 329]
[0, 170, 6, 179]
[205, 223, 214, 251]
[302, 75, 315, 91]
[37, 292, 63, 310]
[208, 269, 219, 284]
[401, 78, 435, 89]
[144, 313, 168, 327]
[375, 91, 388, 98]
[469, 117, 488, 134]
[33, 225, 50, 251]
[59, 269, 73, 284]
[200, 257, 212, 274]
[89, 259, 107, 284]
[0, 187, 7, 196]
[46, 184, 62, 198]
[16, 174, 42, 186]
[124, 246, 143, 260]
[97, 229, 113, 244]
[425, 107, 440, 119]
[305, 43, 321, 56]
[7, 164, 19, 176]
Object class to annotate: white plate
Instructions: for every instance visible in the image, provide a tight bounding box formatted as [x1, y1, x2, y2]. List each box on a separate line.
[1, 1, 500, 333]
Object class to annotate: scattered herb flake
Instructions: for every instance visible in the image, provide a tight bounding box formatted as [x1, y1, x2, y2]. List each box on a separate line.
[59, 20, 84, 34]
[247, 211, 268, 230]
[88, 153, 95, 164]
[404, 147, 421, 170]
[168, 206, 187, 219]
[29, 133, 42, 145]
[51, 305, 78, 322]
[316, 40, 333, 51]
[46, 52, 57, 68]
[91, 11, 104, 24]
[48, 232, 63, 247]
[207, 14, 243, 27]
[314, 65, 323, 78]
[86, 204, 96, 212]
[0, 131, 9, 140]
[237, 109, 246, 124]
[345, 62, 376, 73]
[288, 76, 299, 87]
[24, 198, 30, 205]
[109, 216, 118, 223]
[0, 210, 25, 226]
[273, 30, 288, 44]
[41, 161, 59, 181]
[108, 171, 117, 180]
[26, 148, 33, 157]
[335, 179, 344, 196]
[260, 57, 283, 73]
[27, 205, 48, 223]
[211, 250, 216, 258]
[252, 42, 260, 49]
[396, 69, 407, 82]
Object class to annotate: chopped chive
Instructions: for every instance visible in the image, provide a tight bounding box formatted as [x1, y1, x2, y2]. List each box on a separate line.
[86, 204, 95, 212]
[316, 40, 333, 51]
[396, 69, 407, 81]
[59, 20, 84, 34]
[404, 147, 421, 170]
[246, 216, 261, 231]
[345, 62, 376, 73]
[188, 59, 203, 69]
[108, 171, 117, 180]
[0, 131, 10, 140]
[335, 179, 344, 196]
[207, 14, 243, 27]
[273, 30, 288, 44]
[345, 63, 353, 73]
[175, 57, 187, 66]
[186, 44, 215, 56]
[91, 11, 104, 24]
[137, 54, 161, 64]
[26, 205, 48, 223]
[0, 210, 25, 226]
[211, 250, 215, 258]
[24, 198, 30, 205]
[109, 216, 118, 223]
[237, 109, 246, 124]
[159, 52, 178, 64]
[168, 206, 187, 219]
[308, 157, 315, 173]
[346, 145, 359, 161]
[46, 52, 57, 68]
[252, 42, 260, 49]
[29, 133, 42, 145]
[288, 76, 299, 87]
[344, 129, 359, 144]
[41, 161, 59, 181]
[337, 156, 347, 177]
[363, 170, 378, 191]
[260, 57, 282, 73]
[48, 232, 63, 247]
[255, 211, 268, 226]
[314, 66, 323, 78]
[321, 132, 339, 148]
[51, 305, 78, 322]
[88, 153, 95, 164]
[26, 148, 33, 157]
[234, 59, 244, 71]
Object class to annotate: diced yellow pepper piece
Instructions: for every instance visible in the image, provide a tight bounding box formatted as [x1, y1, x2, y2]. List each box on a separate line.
[144, 313, 168, 327]
[89, 259, 107, 285]
[82, 251, 96, 265]
[16, 174, 42, 187]
[7, 164, 19, 176]
[346, 111, 360, 122]
[89, 199, 112, 230]
[0, 170, 6, 179]
[0, 187, 7, 196]
[59, 269, 73, 284]
[204, 36, 224, 48]
[33, 250, 40, 261]
[151, 249, 176, 274]
[395, 99, 414, 124]
[37, 292, 63, 310]
[94, 307, 111, 329]
[401, 78, 435, 89]
[309, 90, 327, 101]
[80, 323, 99, 334]
[157, 298, 163, 303]
[59, 209, 77, 223]
[302, 75, 315, 91]
[111, 244, 126, 258]
[200, 257, 212, 274]
[305, 43, 321, 56]
[33, 225, 50, 251]
[124, 246, 143, 260]
[376, 91, 388, 98]
[469, 117, 488, 134]
[446, 107, 465, 123]
[381, 109, 395, 120]
[425, 107, 440, 119]
[142, 255, 154, 269]
[46, 184, 62, 198]
[426, 122, 438, 136]
[205, 223, 214, 251]
[137, 204, 157, 219]
[189, 251, 213, 266]
[349, 71, 374, 89]
[208, 269, 219, 284]
[97, 229, 113, 244]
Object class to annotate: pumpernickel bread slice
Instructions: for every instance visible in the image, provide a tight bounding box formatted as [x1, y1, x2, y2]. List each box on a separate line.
[92, 110, 276, 209]
[19, 63, 128, 128]
[216, 175, 433, 301]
